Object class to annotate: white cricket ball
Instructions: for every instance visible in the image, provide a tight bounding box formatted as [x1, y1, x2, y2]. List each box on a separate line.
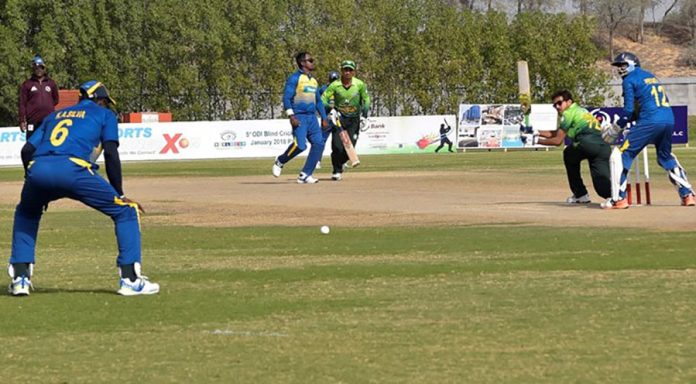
[320, 225, 330, 235]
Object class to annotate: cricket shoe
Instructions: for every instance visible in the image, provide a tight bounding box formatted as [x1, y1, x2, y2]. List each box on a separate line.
[8, 276, 32, 296]
[331, 173, 343, 181]
[681, 193, 696, 206]
[600, 198, 629, 210]
[272, 157, 283, 178]
[117, 276, 160, 296]
[297, 173, 319, 184]
[566, 194, 591, 204]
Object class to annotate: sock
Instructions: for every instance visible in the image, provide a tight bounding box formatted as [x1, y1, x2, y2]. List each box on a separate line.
[11, 263, 30, 278]
[120, 264, 138, 282]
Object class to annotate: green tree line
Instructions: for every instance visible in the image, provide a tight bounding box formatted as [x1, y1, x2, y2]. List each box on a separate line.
[0, 0, 607, 125]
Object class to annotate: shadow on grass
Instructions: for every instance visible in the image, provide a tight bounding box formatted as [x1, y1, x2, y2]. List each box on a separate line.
[30, 287, 116, 295]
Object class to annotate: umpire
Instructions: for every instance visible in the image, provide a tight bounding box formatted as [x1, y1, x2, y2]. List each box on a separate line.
[18, 55, 59, 140]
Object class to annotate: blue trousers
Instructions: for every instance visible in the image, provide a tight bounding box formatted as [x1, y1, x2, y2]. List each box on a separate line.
[277, 114, 325, 176]
[10, 157, 142, 266]
[619, 121, 692, 198]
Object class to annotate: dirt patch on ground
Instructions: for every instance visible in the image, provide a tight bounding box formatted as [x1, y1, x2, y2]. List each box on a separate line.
[1, 169, 693, 231]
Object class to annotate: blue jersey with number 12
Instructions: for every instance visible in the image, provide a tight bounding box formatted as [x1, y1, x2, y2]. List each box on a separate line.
[621, 67, 673, 125]
[29, 99, 119, 164]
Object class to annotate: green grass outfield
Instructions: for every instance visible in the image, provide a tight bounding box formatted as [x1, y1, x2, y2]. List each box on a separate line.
[1, 149, 696, 383]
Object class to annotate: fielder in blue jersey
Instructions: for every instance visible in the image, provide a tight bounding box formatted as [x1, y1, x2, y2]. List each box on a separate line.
[7, 80, 159, 296]
[602, 52, 695, 209]
[272, 51, 329, 184]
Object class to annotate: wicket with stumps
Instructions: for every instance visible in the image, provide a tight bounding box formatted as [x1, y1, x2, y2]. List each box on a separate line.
[626, 148, 651, 206]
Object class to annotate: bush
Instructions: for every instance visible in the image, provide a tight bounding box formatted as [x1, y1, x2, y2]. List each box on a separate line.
[679, 45, 696, 68]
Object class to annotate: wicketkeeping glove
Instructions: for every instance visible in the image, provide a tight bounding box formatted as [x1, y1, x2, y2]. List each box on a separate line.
[601, 123, 623, 144]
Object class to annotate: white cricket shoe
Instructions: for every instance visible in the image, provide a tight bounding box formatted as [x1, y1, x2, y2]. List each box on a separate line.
[117, 276, 160, 296]
[272, 157, 283, 178]
[331, 173, 343, 181]
[8, 276, 32, 296]
[297, 173, 319, 184]
[566, 194, 591, 204]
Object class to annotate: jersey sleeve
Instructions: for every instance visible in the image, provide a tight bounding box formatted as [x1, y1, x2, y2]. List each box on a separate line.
[18, 82, 29, 122]
[101, 109, 119, 144]
[558, 114, 570, 133]
[283, 72, 299, 115]
[320, 83, 334, 108]
[621, 80, 635, 119]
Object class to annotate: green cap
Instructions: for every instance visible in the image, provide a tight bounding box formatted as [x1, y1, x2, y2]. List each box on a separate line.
[341, 60, 356, 70]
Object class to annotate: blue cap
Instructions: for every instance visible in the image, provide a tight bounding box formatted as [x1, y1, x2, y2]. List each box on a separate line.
[32, 55, 45, 67]
[79, 80, 116, 106]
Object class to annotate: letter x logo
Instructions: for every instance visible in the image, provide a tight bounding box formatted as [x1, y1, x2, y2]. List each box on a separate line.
[161, 133, 182, 154]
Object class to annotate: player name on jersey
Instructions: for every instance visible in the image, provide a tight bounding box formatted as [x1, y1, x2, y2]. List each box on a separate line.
[55, 110, 86, 119]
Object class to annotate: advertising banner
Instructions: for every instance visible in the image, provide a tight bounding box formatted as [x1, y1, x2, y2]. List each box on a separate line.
[457, 104, 557, 149]
[589, 105, 688, 145]
[357, 115, 457, 154]
[458, 104, 688, 149]
[0, 114, 457, 166]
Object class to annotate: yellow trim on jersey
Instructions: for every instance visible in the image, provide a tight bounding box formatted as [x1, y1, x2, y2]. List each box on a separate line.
[286, 138, 299, 157]
[619, 139, 630, 152]
[69, 157, 94, 175]
[27, 160, 35, 169]
[114, 196, 142, 229]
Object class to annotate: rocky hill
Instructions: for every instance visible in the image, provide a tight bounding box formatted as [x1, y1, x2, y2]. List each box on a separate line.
[609, 30, 696, 79]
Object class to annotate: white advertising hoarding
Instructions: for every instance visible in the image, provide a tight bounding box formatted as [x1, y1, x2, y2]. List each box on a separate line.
[0, 114, 457, 166]
[457, 104, 557, 149]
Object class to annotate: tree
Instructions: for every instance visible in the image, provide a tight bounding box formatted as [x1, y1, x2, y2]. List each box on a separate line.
[0, 0, 610, 124]
[593, 1, 636, 59]
[656, 0, 680, 35]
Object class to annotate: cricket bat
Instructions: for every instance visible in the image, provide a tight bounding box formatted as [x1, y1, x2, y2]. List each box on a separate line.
[517, 60, 531, 120]
[333, 111, 360, 167]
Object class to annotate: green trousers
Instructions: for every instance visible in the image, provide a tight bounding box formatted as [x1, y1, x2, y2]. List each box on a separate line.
[563, 135, 611, 199]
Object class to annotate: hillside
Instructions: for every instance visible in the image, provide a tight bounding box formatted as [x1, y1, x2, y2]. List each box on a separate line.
[609, 31, 696, 78]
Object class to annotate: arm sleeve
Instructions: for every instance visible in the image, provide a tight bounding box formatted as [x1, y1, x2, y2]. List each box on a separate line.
[18, 83, 28, 123]
[20, 142, 36, 171]
[103, 140, 124, 196]
[283, 73, 298, 115]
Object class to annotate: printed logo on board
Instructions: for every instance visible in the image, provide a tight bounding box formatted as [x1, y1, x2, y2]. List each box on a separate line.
[214, 130, 246, 149]
[160, 133, 189, 154]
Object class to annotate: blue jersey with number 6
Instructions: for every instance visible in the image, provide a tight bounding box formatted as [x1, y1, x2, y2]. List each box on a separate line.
[29, 99, 119, 163]
[621, 67, 673, 125]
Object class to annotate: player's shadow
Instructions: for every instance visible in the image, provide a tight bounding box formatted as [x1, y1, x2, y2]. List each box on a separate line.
[239, 181, 293, 185]
[497, 201, 600, 208]
[29, 287, 117, 295]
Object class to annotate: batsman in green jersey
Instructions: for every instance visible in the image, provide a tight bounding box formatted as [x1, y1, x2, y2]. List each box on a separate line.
[537, 90, 611, 204]
[321, 60, 370, 181]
